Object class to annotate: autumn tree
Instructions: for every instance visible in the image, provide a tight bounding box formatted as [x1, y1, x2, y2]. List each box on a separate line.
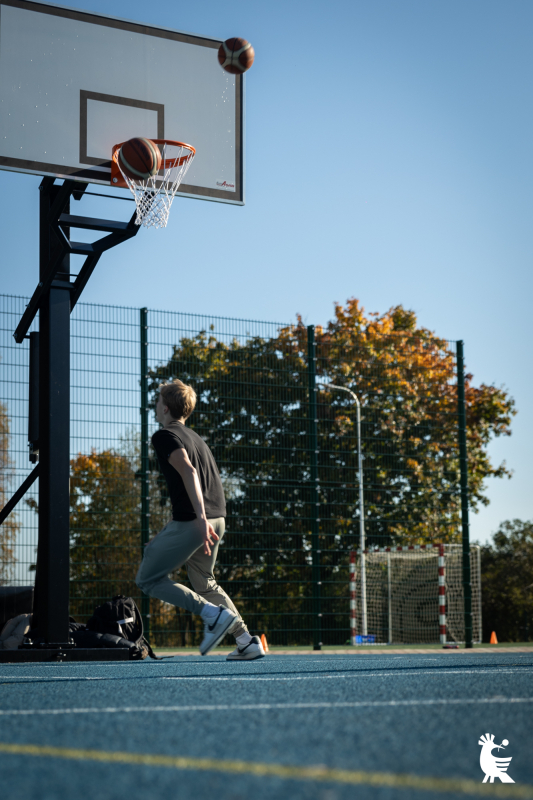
[66, 435, 196, 644]
[67, 447, 142, 620]
[308, 300, 514, 542]
[147, 299, 514, 543]
[144, 299, 515, 642]
[479, 520, 533, 642]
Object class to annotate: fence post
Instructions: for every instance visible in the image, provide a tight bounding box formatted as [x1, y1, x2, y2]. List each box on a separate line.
[438, 544, 446, 645]
[456, 341, 472, 649]
[350, 550, 357, 645]
[307, 325, 322, 650]
[140, 308, 150, 638]
[387, 551, 392, 644]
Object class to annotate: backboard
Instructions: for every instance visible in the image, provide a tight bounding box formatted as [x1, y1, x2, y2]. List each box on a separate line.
[0, 0, 244, 203]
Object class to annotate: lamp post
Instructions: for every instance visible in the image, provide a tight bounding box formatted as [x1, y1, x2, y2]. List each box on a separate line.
[317, 383, 367, 636]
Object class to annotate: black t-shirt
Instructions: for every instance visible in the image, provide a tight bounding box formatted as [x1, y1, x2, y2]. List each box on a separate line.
[151, 421, 226, 521]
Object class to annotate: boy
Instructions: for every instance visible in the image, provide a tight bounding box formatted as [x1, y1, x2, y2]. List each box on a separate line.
[135, 379, 264, 660]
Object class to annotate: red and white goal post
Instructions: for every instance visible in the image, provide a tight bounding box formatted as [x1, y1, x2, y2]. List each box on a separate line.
[349, 544, 481, 645]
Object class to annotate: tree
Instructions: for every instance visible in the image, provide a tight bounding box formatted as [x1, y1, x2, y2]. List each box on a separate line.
[479, 520, 533, 642]
[67, 435, 199, 645]
[68, 447, 142, 618]
[144, 299, 515, 642]
[311, 300, 514, 540]
[147, 300, 515, 542]
[0, 399, 19, 584]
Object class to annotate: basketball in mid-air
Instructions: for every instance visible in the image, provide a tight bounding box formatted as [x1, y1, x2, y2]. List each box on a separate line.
[118, 138, 162, 180]
[218, 38, 255, 74]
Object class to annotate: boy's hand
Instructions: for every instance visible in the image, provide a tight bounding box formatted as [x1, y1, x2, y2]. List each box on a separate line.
[198, 518, 219, 556]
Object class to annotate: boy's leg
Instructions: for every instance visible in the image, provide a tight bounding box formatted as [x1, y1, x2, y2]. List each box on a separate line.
[135, 520, 213, 615]
[186, 517, 249, 639]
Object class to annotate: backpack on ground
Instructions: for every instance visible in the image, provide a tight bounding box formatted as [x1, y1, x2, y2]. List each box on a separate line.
[86, 595, 160, 660]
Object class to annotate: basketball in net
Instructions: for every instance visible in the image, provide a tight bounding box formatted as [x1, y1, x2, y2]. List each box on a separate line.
[112, 138, 196, 229]
[218, 38, 255, 74]
[118, 138, 161, 180]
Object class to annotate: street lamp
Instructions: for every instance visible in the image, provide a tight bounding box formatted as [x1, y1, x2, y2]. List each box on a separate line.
[317, 382, 367, 636]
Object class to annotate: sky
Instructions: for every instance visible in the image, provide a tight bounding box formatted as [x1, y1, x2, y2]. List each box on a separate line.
[1, 0, 532, 545]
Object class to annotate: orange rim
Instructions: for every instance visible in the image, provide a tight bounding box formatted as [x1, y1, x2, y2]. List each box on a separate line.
[112, 139, 196, 170]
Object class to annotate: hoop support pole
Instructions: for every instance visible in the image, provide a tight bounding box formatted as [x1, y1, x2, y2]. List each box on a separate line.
[10, 178, 141, 659]
[0, 464, 39, 526]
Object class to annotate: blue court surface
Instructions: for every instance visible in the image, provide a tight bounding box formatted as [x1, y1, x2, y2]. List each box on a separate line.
[0, 651, 532, 800]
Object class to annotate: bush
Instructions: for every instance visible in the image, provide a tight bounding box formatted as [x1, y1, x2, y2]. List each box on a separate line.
[480, 520, 533, 642]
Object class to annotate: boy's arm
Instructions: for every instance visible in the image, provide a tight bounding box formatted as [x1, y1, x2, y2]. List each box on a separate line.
[167, 447, 219, 555]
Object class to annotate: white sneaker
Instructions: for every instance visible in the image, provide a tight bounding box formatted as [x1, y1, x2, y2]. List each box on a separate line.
[199, 606, 239, 655]
[226, 635, 266, 661]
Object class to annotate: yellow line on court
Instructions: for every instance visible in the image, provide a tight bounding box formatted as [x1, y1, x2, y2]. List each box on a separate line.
[0, 742, 531, 797]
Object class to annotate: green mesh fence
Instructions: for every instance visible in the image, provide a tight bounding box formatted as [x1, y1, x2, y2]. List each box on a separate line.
[1, 295, 39, 589]
[0, 295, 470, 646]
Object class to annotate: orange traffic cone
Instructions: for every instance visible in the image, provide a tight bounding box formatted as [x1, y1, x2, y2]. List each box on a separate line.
[490, 631, 498, 644]
[261, 634, 269, 653]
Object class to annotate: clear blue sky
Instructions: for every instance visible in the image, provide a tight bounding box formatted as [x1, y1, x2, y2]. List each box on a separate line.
[1, 0, 531, 545]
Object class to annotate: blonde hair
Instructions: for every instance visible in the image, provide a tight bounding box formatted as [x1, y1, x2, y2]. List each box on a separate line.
[159, 380, 197, 420]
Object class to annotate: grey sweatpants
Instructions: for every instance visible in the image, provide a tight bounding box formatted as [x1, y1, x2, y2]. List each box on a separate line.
[135, 517, 248, 639]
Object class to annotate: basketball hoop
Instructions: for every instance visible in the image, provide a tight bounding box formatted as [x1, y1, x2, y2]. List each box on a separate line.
[111, 139, 196, 229]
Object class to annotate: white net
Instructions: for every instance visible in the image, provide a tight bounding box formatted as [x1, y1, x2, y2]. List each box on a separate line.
[354, 545, 481, 644]
[116, 142, 195, 229]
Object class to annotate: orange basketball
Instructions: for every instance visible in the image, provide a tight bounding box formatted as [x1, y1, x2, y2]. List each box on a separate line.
[118, 138, 162, 180]
[218, 38, 255, 74]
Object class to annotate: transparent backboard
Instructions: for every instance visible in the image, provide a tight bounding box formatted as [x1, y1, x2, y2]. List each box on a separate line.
[0, 0, 244, 203]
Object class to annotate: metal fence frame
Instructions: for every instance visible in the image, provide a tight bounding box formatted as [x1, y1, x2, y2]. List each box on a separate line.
[0, 295, 472, 647]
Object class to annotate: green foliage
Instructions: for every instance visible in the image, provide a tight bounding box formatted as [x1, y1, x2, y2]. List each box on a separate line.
[66, 435, 195, 644]
[143, 299, 515, 643]
[147, 299, 515, 548]
[67, 447, 141, 620]
[480, 519, 533, 642]
[146, 324, 316, 641]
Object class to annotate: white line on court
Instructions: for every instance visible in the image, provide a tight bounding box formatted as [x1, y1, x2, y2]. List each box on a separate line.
[0, 697, 531, 716]
[6, 656, 528, 670]
[160, 669, 529, 682]
[0, 668, 530, 682]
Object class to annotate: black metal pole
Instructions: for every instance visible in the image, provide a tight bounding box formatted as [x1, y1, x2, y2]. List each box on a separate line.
[28, 332, 40, 463]
[456, 340, 473, 649]
[307, 325, 322, 650]
[4, 179, 142, 662]
[31, 182, 72, 646]
[0, 465, 39, 526]
[140, 308, 151, 637]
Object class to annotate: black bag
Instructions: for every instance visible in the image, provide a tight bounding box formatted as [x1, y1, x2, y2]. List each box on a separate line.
[69, 627, 139, 653]
[86, 595, 159, 660]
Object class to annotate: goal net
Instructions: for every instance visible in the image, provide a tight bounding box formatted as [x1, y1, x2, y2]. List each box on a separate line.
[352, 545, 481, 644]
